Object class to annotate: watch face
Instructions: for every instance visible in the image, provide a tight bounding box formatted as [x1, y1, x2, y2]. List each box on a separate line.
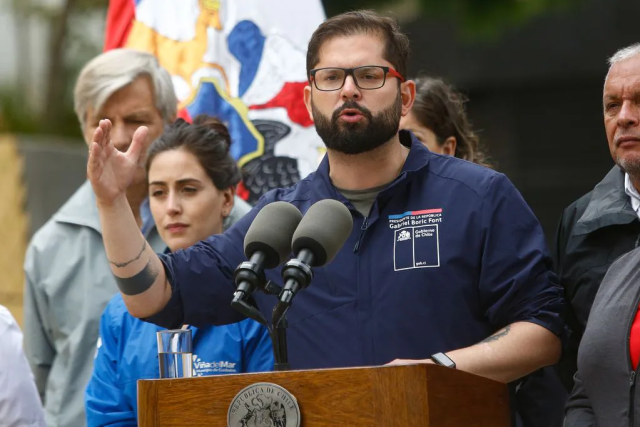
[432, 353, 456, 368]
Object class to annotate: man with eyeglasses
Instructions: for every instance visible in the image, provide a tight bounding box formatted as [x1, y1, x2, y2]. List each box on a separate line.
[85, 9, 564, 393]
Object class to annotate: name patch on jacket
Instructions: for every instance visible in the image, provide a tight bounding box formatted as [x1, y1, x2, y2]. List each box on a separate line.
[388, 209, 442, 271]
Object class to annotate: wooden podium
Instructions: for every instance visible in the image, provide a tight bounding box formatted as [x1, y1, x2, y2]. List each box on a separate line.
[138, 364, 510, 427]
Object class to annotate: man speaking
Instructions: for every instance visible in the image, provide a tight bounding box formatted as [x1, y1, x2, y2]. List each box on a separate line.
[87, 10, 563, 385]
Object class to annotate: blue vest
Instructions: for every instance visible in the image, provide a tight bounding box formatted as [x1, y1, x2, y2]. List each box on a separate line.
[85, 294, 273, 426]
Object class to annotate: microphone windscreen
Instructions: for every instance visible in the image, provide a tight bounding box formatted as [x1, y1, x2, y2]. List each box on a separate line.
[244, 201, 302, 269]
[292, 199, 353, 266]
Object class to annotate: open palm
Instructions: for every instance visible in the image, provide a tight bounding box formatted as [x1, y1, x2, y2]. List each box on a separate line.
[87, 119, 148, 204]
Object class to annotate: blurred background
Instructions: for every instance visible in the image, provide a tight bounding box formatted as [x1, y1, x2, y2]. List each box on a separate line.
[0, 0, 636, 321]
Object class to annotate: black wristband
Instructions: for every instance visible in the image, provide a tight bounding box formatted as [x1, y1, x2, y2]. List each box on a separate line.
[114, 259, 158, 295]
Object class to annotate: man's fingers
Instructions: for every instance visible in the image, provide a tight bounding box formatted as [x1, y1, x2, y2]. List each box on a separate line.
[128, 126, 149, 161]
[98, 118, 111, 133]
[92, 126, 104, 147]
[100, 119, 112, 148]
[87, 142, 102, 177]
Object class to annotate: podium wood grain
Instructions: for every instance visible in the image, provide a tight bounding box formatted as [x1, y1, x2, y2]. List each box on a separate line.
[138, 364, 510, 427]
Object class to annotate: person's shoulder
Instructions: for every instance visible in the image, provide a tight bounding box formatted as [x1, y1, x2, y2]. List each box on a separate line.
[0, 305, 18, 336]
[100, 294, 160, 347]
[426, 154, 504, 198]
[224, 196, 253, 231]
[28, 216, 74, 252]
[257, 176, 315, 205]
[100, 294, 122, 331]
[25, 213, 102, 284]
[24, 216, 79, 281]
[232, 196, 252, 216]
[603, 245, 640, 285]
[0, 305, 11, 320]
[236, 318, 268, 337]
[561, 190, 594, 223]
[102, 293, 138, 328]
[104, 293, 126, 315]
[28, 182, 98, 254]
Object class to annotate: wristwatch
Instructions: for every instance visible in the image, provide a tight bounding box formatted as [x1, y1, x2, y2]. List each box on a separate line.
[430, 352, 456, 369]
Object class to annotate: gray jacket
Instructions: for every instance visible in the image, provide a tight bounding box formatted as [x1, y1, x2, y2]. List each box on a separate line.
[23, 181, 251, 427]
[565, 245, 640, 426]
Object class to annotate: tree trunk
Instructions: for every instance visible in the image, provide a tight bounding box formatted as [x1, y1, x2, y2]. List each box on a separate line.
[13, 0, 32, 107]
[42, 0, 78, 131]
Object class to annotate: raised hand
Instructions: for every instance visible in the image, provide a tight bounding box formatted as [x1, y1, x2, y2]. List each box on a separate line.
[87, 119, 149, 205]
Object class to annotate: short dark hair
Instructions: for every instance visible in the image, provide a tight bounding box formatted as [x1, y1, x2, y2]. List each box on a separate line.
[146, 115, 242, 190]
[306, 10, 410, 79]
[412, 76, 492, 168]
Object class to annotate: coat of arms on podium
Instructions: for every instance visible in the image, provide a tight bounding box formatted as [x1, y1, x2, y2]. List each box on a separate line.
[228, 382, 300, 427]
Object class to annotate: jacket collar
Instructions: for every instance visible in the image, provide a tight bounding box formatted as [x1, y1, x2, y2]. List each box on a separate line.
[53, 180, 102, 233]
[574, 165, 638, 235]
[311, 130, 430, 201]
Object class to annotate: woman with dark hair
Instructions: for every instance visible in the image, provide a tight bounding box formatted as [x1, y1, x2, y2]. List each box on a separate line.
[85, 116, 273, 427]
[145, 115, 245, 247]
[400, 75, 492, 168]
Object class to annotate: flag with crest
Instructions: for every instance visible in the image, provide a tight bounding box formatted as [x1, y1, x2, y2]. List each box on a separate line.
[105, 0, 326, 202]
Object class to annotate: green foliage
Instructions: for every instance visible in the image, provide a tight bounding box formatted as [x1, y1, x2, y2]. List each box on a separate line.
[423, 0, 576, 37]
[322, 0, 577, 38]
[0, 87, 81, 137]
[2, 0, 106, 139]
[0, 88, 40, 134]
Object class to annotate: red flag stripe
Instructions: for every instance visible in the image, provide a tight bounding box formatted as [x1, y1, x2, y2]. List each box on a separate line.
[104, 0, 136, 51]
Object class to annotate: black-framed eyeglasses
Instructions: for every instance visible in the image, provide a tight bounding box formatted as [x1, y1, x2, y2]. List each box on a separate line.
[309, 66, 406, 91]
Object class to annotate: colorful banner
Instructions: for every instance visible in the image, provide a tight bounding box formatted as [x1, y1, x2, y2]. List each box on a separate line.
[105, 0, 326, 202]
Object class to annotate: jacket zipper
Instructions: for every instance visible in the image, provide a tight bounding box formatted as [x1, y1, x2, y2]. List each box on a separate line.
[353, 216, 369, 253]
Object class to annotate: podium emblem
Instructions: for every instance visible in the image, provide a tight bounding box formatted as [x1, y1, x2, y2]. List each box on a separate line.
[227, 382, 301, 427]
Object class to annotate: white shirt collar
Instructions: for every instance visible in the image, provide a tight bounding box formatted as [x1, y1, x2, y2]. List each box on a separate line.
[624, 172, 640, 217]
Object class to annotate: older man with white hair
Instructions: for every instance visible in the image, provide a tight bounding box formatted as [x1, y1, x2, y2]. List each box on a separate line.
[23, 48, 251, 427]
[554, 42, 640, 394]
[23, 49, 173, 427]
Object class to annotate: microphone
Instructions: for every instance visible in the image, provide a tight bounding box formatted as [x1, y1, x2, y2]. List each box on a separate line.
[273, 199, 353, 324]
[232, 201, 302, 304]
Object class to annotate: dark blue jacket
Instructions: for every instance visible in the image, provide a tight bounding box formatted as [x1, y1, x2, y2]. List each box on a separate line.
[85, 294, 273, 426]
[149, 131, 564, 370]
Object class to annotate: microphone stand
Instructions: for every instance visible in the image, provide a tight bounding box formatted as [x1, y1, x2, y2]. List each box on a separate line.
[231, 254, 317, 372]
[231, 269, 292, 371]
[272, 314, 290, 371]
[261, 281, 290, 371]
[262, 281, 290, 371]
[271, 252, 314, 331]
[269, 254, 314, 371]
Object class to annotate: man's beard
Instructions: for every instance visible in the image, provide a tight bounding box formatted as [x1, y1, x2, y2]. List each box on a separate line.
[311, 91, 402, 155]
